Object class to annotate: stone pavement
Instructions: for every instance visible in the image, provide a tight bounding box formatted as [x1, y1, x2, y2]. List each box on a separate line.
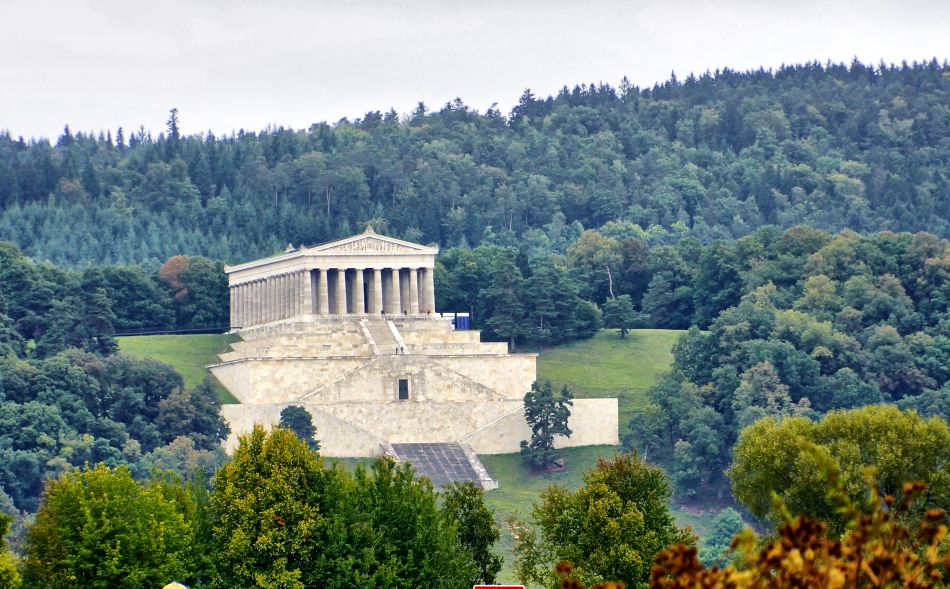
[391, 443, 498, 490]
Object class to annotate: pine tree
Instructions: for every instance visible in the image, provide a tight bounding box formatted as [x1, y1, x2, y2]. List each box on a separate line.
[520, 381, 573, 469]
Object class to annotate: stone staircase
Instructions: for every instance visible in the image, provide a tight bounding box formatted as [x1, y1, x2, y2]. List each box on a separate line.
[363, 318, 400, 355]
[390, 443, 498, 490]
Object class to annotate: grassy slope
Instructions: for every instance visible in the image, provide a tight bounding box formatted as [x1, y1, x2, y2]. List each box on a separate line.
[117, 333, 241, 404]
[536, 328, 684, 436]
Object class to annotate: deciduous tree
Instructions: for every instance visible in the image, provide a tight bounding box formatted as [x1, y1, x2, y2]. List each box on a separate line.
[513, 452, 695, 589]
[441, 481, 502, 585]
[21, 464, 197, 589]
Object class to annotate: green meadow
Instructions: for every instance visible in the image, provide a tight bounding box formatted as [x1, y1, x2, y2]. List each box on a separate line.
[117, 333, 241, 404]
[536, 328, 684, 435]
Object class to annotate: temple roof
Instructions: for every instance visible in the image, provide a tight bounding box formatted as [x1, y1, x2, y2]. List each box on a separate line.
[307, 227, 437, 254]
[224, 227, 438, 273]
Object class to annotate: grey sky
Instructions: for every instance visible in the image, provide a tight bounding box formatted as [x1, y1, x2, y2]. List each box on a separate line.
[2, 0, 949, 141]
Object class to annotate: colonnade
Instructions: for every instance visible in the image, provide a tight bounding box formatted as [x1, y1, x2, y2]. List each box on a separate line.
[230, 267, 436, 328]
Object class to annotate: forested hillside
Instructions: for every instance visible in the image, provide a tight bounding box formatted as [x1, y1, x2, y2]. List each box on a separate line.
[2, 59, 950, 268]
[624, 226, 950, 499]
[0, 245, 230, 512]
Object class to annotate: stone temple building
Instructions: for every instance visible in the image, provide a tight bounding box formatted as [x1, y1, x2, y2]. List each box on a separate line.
[209, 228, 618, 484]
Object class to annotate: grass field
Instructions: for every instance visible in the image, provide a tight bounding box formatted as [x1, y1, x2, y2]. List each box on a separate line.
[117, 333, 241, 404]
[536, 328, 684, 436]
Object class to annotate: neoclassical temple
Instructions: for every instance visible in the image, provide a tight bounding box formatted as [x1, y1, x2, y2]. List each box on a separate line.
[227, 227, 438, 328]
[210, 229, 618, 465]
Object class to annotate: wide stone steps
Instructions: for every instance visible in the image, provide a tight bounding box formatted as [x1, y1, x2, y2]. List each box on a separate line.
[364, 319, 399, 354]
[390, 443, 497, 490]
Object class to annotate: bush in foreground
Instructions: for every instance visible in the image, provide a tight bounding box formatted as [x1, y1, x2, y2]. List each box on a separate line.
[513, 452, 694, 589]
[206, 425, 479, 589]
[20, 465, 197, 589]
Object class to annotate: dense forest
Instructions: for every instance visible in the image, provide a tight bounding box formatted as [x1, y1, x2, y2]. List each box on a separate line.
[2, 59, 950, 269]
[622, 226, 950, 498]
[0, 244, 230, 512]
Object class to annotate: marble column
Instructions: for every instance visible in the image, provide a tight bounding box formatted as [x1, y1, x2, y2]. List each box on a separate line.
[409, 268, 419, 314]
[278, 274, 290, 319]
[234, 286, 240, 328]
[242, 283, 249, 327]
[272, 277, 279, 322]
[279, 275, 286, 319]
[355, 269, 365, 314]
[285, 274, 291, 318]
[260, 279, 266, 324]
[260, 279, 267, 323]
[292, 272, 298, 317]
[258, 279, 265, 325]
[247, 283, 253, 326]
[229, 287, 236, 328]
[250, 281, 257, 326]
[258, 280, 264, 324]
[245, 283, 250, 326]
[233, 285, 240, 328]
[237, 284, 246, 327]
[417, 270, 427, 314]
[261, 278, 273, 323]
[302, 270, 312, 315]
[284, 274, 290, 318]
[373, 268, 383, 314]
[257, 280, 264, 324]
[290, 272, 300, 317]
[295, 272, 300, 316]
[288, 273, 295, 317]
[335, 269, 347, 314]
[424, 267, 436, 313]
[318, 269, 329, 314]
[389, 268, 401, 313]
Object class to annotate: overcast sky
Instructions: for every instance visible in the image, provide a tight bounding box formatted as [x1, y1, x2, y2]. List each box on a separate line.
[2, 0, 949, 141]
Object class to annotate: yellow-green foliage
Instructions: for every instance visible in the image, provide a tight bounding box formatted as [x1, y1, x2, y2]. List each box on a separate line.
[513, 453, 695, 589]
[0, 514, 19, 589]
[21, 465, 197, 589]
[651, 445, 950, 589]
[730, 405, 950, 537]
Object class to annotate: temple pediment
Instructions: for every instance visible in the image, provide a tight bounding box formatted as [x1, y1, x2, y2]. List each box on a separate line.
[313, 236, 428, 254]
[307, 228, 437, 255]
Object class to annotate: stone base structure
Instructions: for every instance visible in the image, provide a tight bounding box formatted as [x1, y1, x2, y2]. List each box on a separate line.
[210, 229, 619, 457]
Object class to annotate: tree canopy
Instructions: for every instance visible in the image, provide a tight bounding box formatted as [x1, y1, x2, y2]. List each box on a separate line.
[4, 60, 950, 270]
[20, 465, 198, 589]
[514, 452, 694, 589]
[729, 405, 950, 536]
[206, 425, 479, 589]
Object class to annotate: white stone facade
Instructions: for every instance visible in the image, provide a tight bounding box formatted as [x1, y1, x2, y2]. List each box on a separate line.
[211, 230, 619, 457]
[226, 227, 438, 328]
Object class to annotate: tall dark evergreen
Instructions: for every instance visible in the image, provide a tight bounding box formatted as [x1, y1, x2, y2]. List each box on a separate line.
[520, 380, 574, 469]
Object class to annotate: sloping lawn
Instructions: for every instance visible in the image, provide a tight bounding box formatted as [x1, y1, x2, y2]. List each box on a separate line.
[117, 333, 241, 404]
[536, 328, 684, 435]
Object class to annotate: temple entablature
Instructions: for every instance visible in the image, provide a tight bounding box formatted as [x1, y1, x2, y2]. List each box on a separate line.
[225, 227, 439, 328]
